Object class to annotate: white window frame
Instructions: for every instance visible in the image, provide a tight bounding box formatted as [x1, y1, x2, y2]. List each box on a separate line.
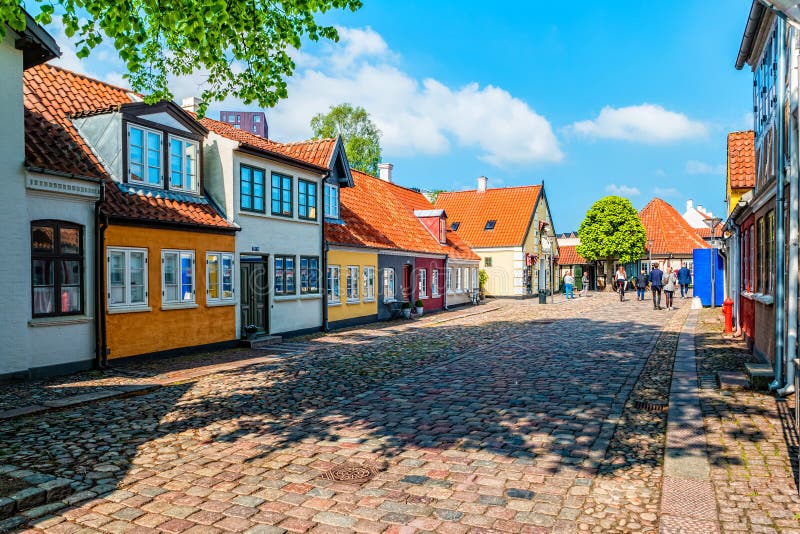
[324, 183, 340, 219]
[327, 265, 341, 304]
[168, 135, 199, 193]
[455, 267, 462, 292]
[127, 124, 163, 186]
[206, 252, 235, 304]
[432, 269, 440, 297]
[161, 249, 196, 306]
[446, 268, 453, 293]
[418, 268, 427, 298]
[471, 268, 478, 291]
[363, 266, 375, 302]
[107, 247, 149, 309]
[346, 266, 360, 303]
[383, 268, 396, 303]
[463, 268, 469, 292]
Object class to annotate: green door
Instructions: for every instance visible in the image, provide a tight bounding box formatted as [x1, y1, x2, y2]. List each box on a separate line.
[574, 266, 583, 290]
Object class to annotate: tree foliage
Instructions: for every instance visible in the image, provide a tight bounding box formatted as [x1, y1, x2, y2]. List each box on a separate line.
[0, 0, 362, 116]
[310, 103, 381, 175]
[576, 196, 646, 265]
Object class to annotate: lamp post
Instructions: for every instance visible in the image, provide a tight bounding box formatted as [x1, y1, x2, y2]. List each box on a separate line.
[704, 217, 723, 308]
[538, 222, 549, 304]
[647, 238, 654, 272]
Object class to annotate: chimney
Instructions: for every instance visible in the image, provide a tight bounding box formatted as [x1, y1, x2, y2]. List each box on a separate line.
[697, 204, 705, 214]
[378, 163, 393, 183]
[477, 176, 488, 192]
[181, 96, 202, 113]
[686, 199, 693, 211]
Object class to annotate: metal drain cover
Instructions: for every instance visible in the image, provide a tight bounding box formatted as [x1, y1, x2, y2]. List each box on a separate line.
[322, 463, 380, 483]
[633, 399, 668, 412]
[698, 375, 719, 390]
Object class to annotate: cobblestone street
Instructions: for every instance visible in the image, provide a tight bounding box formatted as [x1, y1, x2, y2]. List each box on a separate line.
[0, 295, 795, 533]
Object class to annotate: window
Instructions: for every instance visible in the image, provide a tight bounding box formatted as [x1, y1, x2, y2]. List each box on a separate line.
[472, 268, 478, 290]
[742, 224, 751, 292]
[767, 210, 775, 294]
[298, 180, 318, 220]
[363, 266, 375, 301]
[451, 222, 460, 231]
[485, 257, 492, 267]
[128, 125, 162, 186]
[236, 114, 241, 122]
[383, 268, 396, 303]
[455, 268, 462, 291]
[484, 220, 496, 230]
[240, 165, 265, 212]
[274, 255, 295, 295]
[432, 269, 440, 296]
[169, 137, 198, 192]
[162, 250, 195, 304]
[253, 115, 261, 123]
[271, 173, 293, 216]
[31, 222, 84, 317]
[757, 217, 765, 292]
[418, 268, 427, 298]
[207, 252, 234, 303]
[327, 265, 341, 303]
[108, 247, 148, 308]
[446, 268, 453, 293]
[463, 268, 470, 291]
[346, 266, 359, 302]
[324, 183, 340, 219]
[300, 256, 320, 294]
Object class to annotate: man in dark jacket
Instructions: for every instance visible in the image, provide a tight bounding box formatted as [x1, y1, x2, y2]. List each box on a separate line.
[649, 263, 664, 310]
[635, 269, 648, 301]
[677, 263, 692, 298]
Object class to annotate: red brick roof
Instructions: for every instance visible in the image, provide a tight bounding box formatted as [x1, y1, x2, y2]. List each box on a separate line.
[326, 170, 479, 260]
[557, 245, 589, 266]
[24, 64, 234, 230]
[640, 198, 709, 255]
[728, 130, 755, 190]
[434, 185, 542, 248]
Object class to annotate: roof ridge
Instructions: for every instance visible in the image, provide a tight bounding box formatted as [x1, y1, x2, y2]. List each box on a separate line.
[438, 184, 542, 195]
[280, 137, 336, 146]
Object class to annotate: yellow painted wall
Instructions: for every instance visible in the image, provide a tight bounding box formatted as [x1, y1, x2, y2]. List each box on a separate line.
[727, 187, 748, 215]
[478, 249, 518, 296]
[105, 225, 237, 359]
[327, 249, 378, 322]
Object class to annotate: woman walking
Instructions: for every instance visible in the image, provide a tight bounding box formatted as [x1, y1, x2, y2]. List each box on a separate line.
[663, 266, 678, 310]
[615, 265, 628, 301]
[581, 272, 589, 297]
[635, 268, 648, 301]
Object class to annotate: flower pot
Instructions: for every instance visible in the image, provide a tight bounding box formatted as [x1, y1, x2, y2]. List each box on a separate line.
[402, 308, 412, 319]
[416, 306, 424, 316]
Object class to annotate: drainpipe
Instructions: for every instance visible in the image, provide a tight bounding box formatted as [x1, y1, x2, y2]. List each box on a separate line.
[93, 181, 109, 370]
[772, 16, 788, 391]
[443, 256, 450, 310]
[321, 173, 331, 333]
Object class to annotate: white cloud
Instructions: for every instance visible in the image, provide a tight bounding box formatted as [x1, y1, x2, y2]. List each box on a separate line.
[570, 104, 708, 143]
[685, 160, 725, 175]
[654, 186, 678, 197]
[605, 184, 640, 197]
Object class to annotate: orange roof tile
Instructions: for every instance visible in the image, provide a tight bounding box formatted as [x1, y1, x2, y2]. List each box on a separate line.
[694, 224, 723, 239]
[640, 198, 710, 255]
[557, 245, 589, 266]
[434, 185, 542, 248]
[24, 64, 234, 230]
[728, 130, 755, 189]
[326, 170, 479, 261]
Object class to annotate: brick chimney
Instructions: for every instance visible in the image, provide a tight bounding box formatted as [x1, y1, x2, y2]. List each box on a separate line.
[477, 176, 488, 192]
[378, 163, 393, 183]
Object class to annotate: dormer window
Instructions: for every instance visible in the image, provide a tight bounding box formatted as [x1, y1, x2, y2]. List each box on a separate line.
[169, 137, 198, 192]
[324, 183, 340, 219]
[484, 220, 496, 230]
[128, 125, 162, 186]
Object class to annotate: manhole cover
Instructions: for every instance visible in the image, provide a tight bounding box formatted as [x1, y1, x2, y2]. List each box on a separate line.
[699, 375, 719, 390]
[633, 399, 668, 412]
[322, 463, 380, 484]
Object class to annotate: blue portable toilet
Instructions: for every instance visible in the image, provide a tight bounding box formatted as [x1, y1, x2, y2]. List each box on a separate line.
[693, 248, 724, 306]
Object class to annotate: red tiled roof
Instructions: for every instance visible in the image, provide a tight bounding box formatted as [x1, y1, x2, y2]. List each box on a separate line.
[557, 245, 588, 266]
[326, 170, 480, 260]
[728, 130, 755, 189]
[277, 138, 337, 168]
[640, 198, 710, 255]
[694, 224, 723, 239]
[24, 64, 234, 230]
[434, 185, 542, 248]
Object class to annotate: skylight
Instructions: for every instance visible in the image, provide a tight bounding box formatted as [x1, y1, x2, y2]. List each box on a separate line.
[451, 222, 460, 231]
[484, 220, 496, 230]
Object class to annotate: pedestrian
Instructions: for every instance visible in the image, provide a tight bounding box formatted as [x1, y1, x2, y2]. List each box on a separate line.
[563, 272, 575, 300]
[677, 262, 692, 298]
[650, 262, 664, 310]
[663, 266, 678, 310]
[615, 265, 627, 301]
[636, 268, 648, 301]
[581, 272, 589, 297]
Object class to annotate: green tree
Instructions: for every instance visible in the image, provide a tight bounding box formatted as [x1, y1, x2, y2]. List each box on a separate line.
[0, 0, 362, 116]
[576, 196, 646, 290]
[426, 189, 448, 203]
[310, 103, 381, 174]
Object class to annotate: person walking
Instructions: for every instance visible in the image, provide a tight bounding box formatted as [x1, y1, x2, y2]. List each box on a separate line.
[663, 266, 678, 310]
[635, 268, 648, 301]
[677, 263, 692, 298]
[563, 272, 575, 300]
[581, 272, 589, 297]
[649, 262, 664, 310]
[615, 265, 628, 301]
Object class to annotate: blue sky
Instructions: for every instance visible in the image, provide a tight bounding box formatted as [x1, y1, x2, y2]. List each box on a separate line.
[45, 1, 754, 231]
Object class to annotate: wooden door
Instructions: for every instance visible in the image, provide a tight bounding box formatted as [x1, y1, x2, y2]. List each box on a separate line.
[240, 258, 267, 337]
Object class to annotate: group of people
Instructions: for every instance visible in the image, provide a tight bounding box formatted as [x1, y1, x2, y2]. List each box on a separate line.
[562, 271, 588, 299]
[617, 263, 692, 310]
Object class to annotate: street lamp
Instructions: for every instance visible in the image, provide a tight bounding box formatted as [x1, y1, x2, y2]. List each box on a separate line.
[647, 238, 654, 272]
[704, 217, 723, 308]
[538, 222, 549, 304]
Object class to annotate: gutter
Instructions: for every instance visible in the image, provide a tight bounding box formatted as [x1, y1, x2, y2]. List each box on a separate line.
[25, 165, 103, 184]
[736, 1, 767, 70]
[321, 173, 331, 333]
[94, 181, 109, 369]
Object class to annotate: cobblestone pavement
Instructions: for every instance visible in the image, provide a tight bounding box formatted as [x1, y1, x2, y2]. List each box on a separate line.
[696, 310, 800, 534]
[2, 294, 680, 532]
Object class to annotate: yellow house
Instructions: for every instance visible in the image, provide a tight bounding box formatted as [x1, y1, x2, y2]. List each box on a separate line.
[325, 247, 379, 328]
[726, 131, 755, 214]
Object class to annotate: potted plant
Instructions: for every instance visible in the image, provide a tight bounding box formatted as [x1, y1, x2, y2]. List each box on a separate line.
[401, 301, 412, 319]
[244, 324, 259, 339]
[414, 299, 424, 316]
[478, 269, 489, 301]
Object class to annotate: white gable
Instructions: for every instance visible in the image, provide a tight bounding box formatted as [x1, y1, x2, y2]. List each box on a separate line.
[137, 111, 192, 133]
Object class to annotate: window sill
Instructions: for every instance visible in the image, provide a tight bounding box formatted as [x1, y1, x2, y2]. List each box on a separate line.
[432, 293, 441, 298]
[108, 306, 152, 315]
[239, 211, 319, 225]
[161, 302, 198, 311]
[274, 295, 299, 302]
[363, 298, 376, 303]
[29, 315, 93, 328]
[383, 299, 397, 304]
[754, 293, 774, 305]
[419, 295, 428, 300]
[346, 299, 360, 304]
[300, 293, 321, 300]
[328, 301, 342, 307]
[207, 300, 235, 307]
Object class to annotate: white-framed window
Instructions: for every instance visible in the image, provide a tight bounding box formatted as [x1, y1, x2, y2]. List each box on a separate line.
[128, 124, 162, 186]
[432, 269, 440, 296]
[446, 268, 453, 293]
[346, 266, 359, 302]
[455, 267, 462, 292]
[324, 183, 340, 219]
[162, 250, 195, 304]
[108, 247, 148, 308]
[383, 268, 396, 303]
[168, 136, 199, 192]
[327, 265, 340, 304]
[418, 268, 427, 298]
[207, 252, 234, 303]
[363, 266, 375, 301]
[471, 268, 478, 291]
[463, 268, 469, 292]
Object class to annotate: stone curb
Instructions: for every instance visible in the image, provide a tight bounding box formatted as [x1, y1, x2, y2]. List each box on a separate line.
[0, 464, 74, 525]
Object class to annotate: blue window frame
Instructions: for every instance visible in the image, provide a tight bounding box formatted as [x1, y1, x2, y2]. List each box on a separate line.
[298, 180, 317, 220]
[240, 165, 265, 212]
[271, 173, 293, 217]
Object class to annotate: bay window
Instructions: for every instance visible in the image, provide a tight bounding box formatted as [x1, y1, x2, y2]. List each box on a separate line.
[108, 247, 148, 309]
[31, 221, 83, 317]
[207, 252, 234, 303]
